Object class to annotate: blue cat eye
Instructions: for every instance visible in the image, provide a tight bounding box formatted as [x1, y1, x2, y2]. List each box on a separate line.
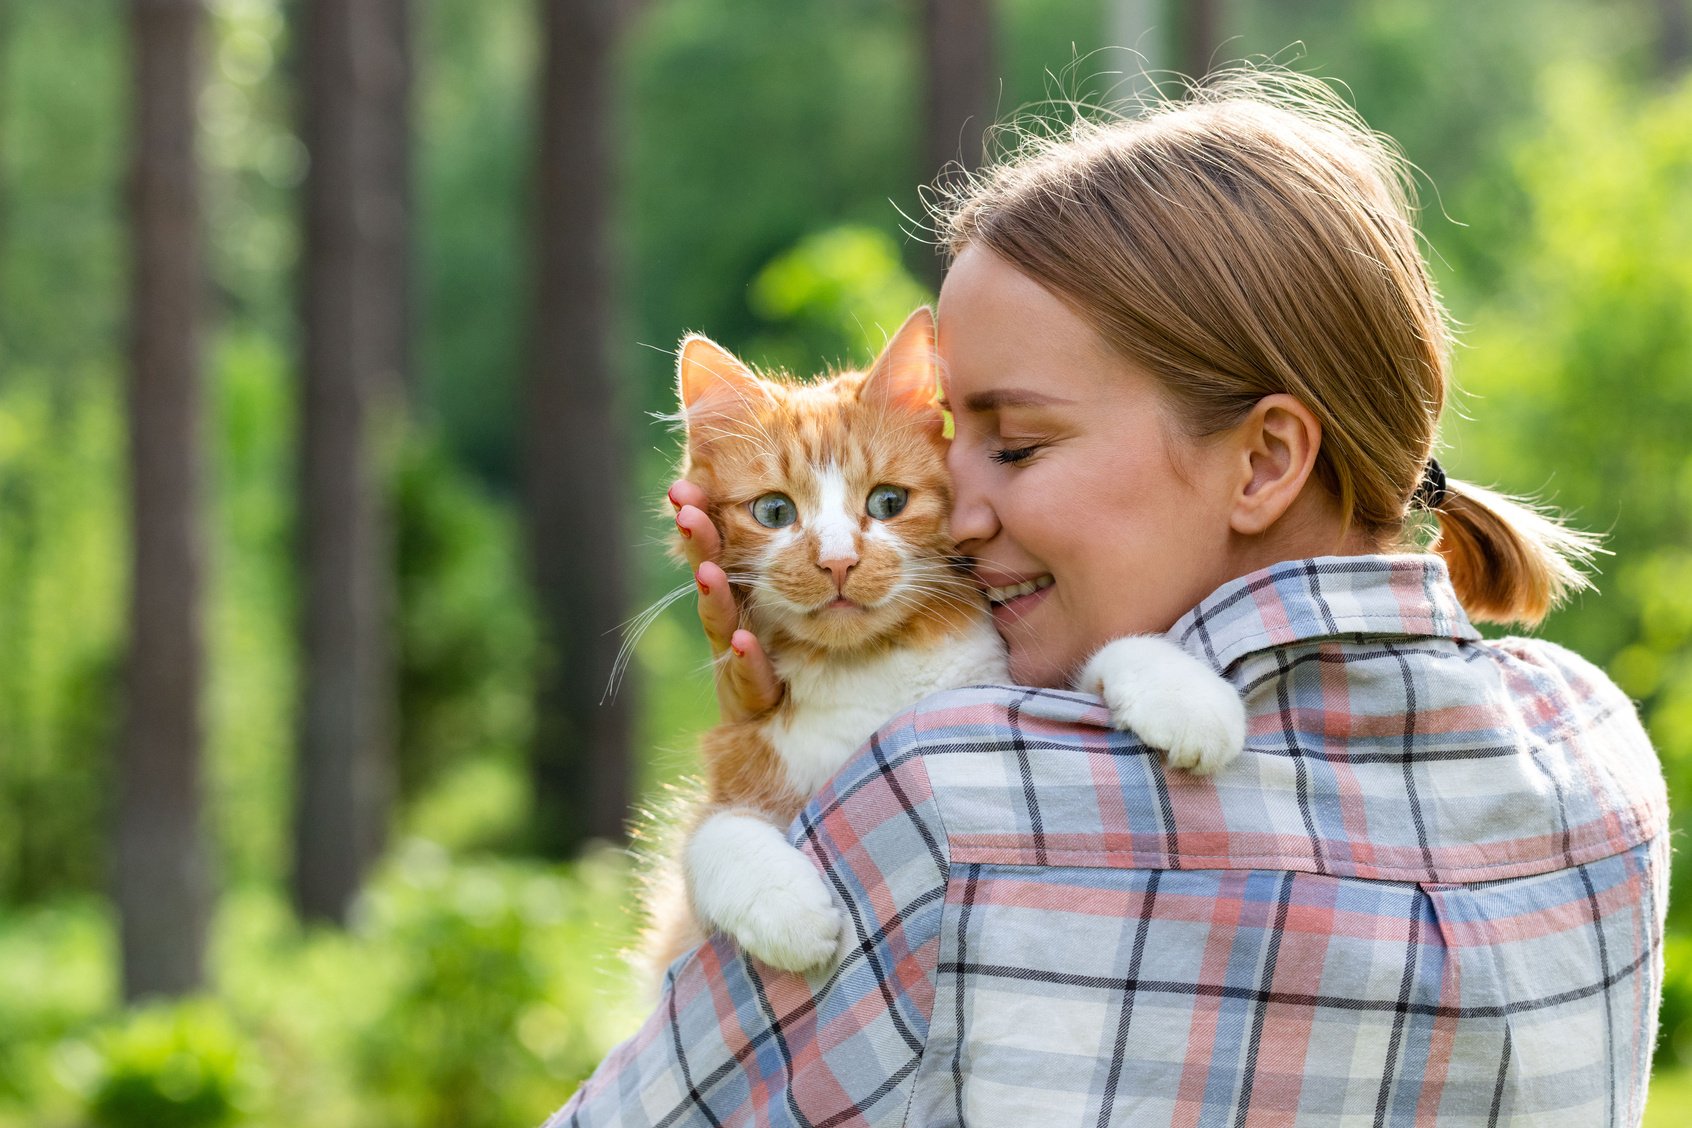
[866, 484, 908, 520]
[750, 493, 797, 529]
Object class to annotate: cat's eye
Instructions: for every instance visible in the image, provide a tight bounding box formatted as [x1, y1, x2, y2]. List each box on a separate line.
[750, 493, 797, 529]
[866, 484, 908, 520]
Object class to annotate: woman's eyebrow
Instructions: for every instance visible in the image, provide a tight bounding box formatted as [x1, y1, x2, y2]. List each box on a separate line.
[959, 388, 1075, 412]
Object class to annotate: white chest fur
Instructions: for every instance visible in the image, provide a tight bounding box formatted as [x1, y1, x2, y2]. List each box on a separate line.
[767, 615, 1009, 796]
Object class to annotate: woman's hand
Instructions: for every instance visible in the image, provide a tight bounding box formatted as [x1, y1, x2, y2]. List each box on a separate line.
[669, 479, 784, 723]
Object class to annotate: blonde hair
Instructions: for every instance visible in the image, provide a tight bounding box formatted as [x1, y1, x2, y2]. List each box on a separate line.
[934, 69, 1599, 626]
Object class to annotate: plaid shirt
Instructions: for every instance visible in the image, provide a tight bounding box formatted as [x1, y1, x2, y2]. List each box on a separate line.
[550, 555, 1669, 1127]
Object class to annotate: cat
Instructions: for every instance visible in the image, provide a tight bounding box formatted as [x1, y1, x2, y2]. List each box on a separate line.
[642, 307, 1245, 976]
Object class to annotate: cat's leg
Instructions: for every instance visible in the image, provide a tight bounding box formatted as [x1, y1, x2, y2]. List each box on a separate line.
[1078, 636, 1246, 775]
[684, 807, 843, 973]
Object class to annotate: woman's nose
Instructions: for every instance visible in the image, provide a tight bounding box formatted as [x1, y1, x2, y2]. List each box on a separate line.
[946, 440, 998, 548]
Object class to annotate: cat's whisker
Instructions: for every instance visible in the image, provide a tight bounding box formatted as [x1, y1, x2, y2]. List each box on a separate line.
[602, 580, 700, 703]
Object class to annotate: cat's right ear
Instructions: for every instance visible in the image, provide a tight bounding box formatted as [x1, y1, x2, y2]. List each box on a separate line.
[677, 335, 763, 414]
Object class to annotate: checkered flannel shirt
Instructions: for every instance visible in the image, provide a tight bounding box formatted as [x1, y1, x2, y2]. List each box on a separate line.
[549, 554, 1670, 1127]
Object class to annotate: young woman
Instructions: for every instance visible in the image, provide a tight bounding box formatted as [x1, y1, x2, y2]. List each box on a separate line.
[551, 71, 1668, 1126]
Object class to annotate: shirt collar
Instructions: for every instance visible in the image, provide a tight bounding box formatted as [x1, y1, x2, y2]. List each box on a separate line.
[1168, 554, 1481, 673]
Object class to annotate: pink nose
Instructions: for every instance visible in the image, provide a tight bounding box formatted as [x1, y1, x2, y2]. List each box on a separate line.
[819, 555, 857, 592]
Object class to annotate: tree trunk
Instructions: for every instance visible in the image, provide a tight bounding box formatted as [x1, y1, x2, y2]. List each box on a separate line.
[1176, 0, 1226, 81]
[524, 0, 633, 857]
[921, 0, 997, 283]
[118, 0, 211, 1000]
[1659, 0, 1692, 78]
[1106, 0, 1164, 82]
[292, 0, 408, 924]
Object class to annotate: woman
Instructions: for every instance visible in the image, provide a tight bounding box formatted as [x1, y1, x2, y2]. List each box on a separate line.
[550, 71, 1668, 1126]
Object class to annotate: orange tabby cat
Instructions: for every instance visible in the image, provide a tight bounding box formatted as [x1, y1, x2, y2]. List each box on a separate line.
[644, 308, 1244, 976]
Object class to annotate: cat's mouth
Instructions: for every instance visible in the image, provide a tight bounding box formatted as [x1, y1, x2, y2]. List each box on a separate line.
[985, 574, 1054, 606]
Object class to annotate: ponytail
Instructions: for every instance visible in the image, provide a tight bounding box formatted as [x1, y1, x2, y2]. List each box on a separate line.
[1428, 478, 1603, 626]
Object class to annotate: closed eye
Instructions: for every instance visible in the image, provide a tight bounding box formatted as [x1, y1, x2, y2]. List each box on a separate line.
[990, 444, 1041, 465]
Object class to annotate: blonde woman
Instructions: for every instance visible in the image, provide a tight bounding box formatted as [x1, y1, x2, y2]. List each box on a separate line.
[552, 72, 1667, 1126]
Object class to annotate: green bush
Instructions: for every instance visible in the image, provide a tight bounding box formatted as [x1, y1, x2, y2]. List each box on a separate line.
[85, 999, 256, 1128]
[0, 851, 647, 1128]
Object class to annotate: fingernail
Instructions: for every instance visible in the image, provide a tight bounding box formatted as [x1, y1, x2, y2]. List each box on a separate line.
[667, 486, 682, 510]
[677, 520, 692, 539]
[697, 577, 710, 596]
[731, 643, 746, 658]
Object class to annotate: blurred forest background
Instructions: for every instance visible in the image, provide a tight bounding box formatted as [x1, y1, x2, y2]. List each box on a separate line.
[1, 0, 1690, 1125]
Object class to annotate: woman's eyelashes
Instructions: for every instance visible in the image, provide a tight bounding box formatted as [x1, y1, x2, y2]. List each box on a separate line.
[990, 442, 1043, 465]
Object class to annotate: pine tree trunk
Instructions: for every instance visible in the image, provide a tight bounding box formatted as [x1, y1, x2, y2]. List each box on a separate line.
[524, 0, 633, 857]
[1176, 0, 1226, 81]
[1105, 0, 1163, 80]
[292, 0, 408, 924]
[921, 0, 997, 283]
[1659, 0, 1692, 78]
[118, 0, 211, 1000]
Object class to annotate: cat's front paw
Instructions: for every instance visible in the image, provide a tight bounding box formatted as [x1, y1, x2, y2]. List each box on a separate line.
[686, 811, 844, 973]
[730, 874, 843, 972]
[1079, 636, 1246, 775]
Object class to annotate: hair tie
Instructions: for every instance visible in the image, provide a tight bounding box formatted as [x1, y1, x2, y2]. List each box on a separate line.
[1414, 457, 1448, 510]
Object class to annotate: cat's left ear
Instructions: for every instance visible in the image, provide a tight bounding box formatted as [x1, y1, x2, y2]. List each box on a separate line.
[677, 334, 764, 413]
[860, 307, 941, 420]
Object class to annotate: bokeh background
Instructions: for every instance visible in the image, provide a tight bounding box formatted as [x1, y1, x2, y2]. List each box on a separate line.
[2, 0, 1690, 1125]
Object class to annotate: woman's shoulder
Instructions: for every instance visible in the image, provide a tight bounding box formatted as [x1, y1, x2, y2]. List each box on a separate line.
[1474, 633, 1654, 750]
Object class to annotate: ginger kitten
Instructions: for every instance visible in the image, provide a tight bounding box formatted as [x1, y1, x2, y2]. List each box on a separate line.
[645, 308, 1244, 976]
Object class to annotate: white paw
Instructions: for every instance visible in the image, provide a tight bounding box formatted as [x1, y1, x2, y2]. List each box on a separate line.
[685, 811, 844, 973]
[729, 873, 843, 972]
[1078, 636, 1246, 775]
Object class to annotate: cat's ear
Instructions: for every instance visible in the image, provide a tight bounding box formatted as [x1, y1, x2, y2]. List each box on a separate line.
[677, 334, 764, 414]
[860, 307, 940, 418]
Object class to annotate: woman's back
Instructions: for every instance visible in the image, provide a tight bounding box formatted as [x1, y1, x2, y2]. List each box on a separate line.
[907, 554, 1667, 1125]
[553, 554, 1668, 1126]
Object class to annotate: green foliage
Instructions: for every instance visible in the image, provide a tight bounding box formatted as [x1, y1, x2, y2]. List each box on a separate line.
[416, 0, 533, 484]
[394, 430, 538, 817]
[0, 377, 123, 901]
[0, 854, 645, 1128]
[350, 844, 642, 1128]
[744, 225, 934, 374]
[0, 0, 125, 381]
[1442, 65, 1692, 1059]
[86, 1000, 256, 1128]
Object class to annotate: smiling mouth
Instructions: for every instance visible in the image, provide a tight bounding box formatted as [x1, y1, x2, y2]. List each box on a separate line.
[985, 574, 1054, 606]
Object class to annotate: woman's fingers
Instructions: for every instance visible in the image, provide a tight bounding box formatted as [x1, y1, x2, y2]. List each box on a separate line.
[669, 478, 783, 720]
[719, 629, 783, 720]
[694, 559, 738, 652]
[674, 503, 721, 571]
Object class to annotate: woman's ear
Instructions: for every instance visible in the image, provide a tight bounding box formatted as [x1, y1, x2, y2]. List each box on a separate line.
[1228, 394, 1324, 536]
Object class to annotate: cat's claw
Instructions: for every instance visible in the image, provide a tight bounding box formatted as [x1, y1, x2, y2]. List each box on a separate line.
[1080, 636, 1246, 775]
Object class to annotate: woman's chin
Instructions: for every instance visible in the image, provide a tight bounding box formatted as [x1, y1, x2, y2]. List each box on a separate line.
[1004, 643, 1074, 690]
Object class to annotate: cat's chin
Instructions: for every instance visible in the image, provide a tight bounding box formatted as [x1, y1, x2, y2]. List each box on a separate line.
[760, 601, 904, 654]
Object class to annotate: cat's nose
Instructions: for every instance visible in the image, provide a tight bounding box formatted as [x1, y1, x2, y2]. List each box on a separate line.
[819, 554, 857, 592]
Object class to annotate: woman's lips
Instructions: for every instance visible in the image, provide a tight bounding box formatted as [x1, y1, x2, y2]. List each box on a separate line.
[986, 575, 1054, 623]
[984, 573, 1054, 605]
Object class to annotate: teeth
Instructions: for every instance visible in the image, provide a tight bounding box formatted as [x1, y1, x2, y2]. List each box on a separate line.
[986, 574, 1054, 606]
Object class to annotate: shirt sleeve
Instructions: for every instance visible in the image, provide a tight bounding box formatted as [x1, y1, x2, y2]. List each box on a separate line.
[545, 710, 949, 1128]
